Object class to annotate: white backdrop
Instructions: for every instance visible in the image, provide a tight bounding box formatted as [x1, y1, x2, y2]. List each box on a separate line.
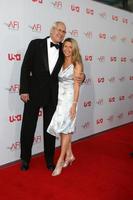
[0, 0, 133, 166]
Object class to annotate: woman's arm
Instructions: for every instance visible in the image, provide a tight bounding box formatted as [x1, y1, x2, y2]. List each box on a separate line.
[73, 62, 83, 102]
[70, 62, 83, 120]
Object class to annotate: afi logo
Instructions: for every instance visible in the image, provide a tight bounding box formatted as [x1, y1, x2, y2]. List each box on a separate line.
[7, 135, 42, 151]
[29, 24, 42, 32]
[121, 37, 127, 42]
[8, 53, 21, 61]
[110, 35, 117, 41]
[7, 84, 20, 93]
[69, 30, 78, 37]
[71, 4, 80, 12]
[84, 101, 91, 107]
[112, 15, 119, 21]
[96, 99, 104, 105]
[32, 0, 43, 3]
[97, 78, 104, 83]
[98, 56, 105, 62]
[110, 56, 117, 62]
[130, 58, 133, 63]
[109, 97, 115, 103]
[5, 21, 19, 30]
[128, 94, 133, 99]
[129, 76, 133, 80]
[131, 38, 133, 44]
[86, 8, 94, 15]
[119, 96, 125, 101]
[82, 121, 90, 129]
[117, 113, 123, 119]
[34, 135, 42, 144]
[96, 118, 103, 125]
[107, 115, 114, 122]
[119, 76, 125, 82]
[99, 33, 106, 39]
[85, 55, 93, 62]
[99, 12, 107, 19]
[83, 78, 91, 85]
[108, 77, 115, 83]
[122, 18, 128, 24]
[121, 57, 127, 63]
[7, 142, 20, 151]
[52, 1, 62, 9]
[84, 32, 93, 39]
[128, 110, 133, 116]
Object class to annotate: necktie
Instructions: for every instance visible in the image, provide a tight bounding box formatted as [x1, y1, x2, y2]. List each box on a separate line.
[50, 42, 60, 49]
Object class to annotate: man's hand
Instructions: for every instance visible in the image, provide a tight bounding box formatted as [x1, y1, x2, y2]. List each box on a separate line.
[20, 94, 30, 103]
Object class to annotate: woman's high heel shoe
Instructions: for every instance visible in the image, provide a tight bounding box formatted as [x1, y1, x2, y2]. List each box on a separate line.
[63, 156, 75, 168]
[52, 162, 64, 176]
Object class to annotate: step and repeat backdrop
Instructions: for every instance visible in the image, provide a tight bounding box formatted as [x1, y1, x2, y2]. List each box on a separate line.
[0, 0, 133, 165]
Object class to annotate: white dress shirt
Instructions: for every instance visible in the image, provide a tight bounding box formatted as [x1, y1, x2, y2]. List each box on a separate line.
[47, 38, 59, 74]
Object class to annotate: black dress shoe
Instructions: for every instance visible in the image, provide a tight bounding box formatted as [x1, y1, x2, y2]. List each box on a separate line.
[20, 160, 29, 171]
[129, 152, 133, 157]
[47, 164, 55, 171]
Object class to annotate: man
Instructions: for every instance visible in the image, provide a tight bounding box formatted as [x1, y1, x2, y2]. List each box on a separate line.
[19, 21, 84, 171]
[20, 21, 66, 171]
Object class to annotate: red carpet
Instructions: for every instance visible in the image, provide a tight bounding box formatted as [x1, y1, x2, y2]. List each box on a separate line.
[0, 123, 133, 200]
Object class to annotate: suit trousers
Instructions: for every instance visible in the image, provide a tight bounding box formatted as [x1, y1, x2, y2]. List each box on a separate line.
[20, 100, 56, 165]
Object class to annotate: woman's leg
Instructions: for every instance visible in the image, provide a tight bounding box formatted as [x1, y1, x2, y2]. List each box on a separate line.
[52, 133, 71, 176]
[58, 133, 71, 163]
[65, 135, 73, 157]
[63, 135, 75, 168]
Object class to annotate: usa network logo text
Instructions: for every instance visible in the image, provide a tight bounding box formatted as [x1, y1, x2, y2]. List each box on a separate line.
[32, 0, 43, 3]
[9, 110, 42, 123]
[9, 114, 22, 123]
[86, 8, 94, 15]
[8, 53, 21, 61]
[71, 4, 80, 12]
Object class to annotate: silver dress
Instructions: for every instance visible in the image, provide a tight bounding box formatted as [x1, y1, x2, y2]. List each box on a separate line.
[47, 64, 76, 137]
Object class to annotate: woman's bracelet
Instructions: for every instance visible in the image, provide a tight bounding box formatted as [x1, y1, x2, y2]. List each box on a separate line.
[73, 101, 77, 104]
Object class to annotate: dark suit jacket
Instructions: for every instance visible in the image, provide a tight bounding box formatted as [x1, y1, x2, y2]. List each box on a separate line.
[20, 37, 64, 107]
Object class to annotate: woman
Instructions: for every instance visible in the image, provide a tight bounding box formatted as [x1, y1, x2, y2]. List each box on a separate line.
[47, 38, 83, 176]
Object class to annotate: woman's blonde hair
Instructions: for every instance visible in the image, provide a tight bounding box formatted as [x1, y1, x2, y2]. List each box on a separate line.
[62, 38, 83, 66]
